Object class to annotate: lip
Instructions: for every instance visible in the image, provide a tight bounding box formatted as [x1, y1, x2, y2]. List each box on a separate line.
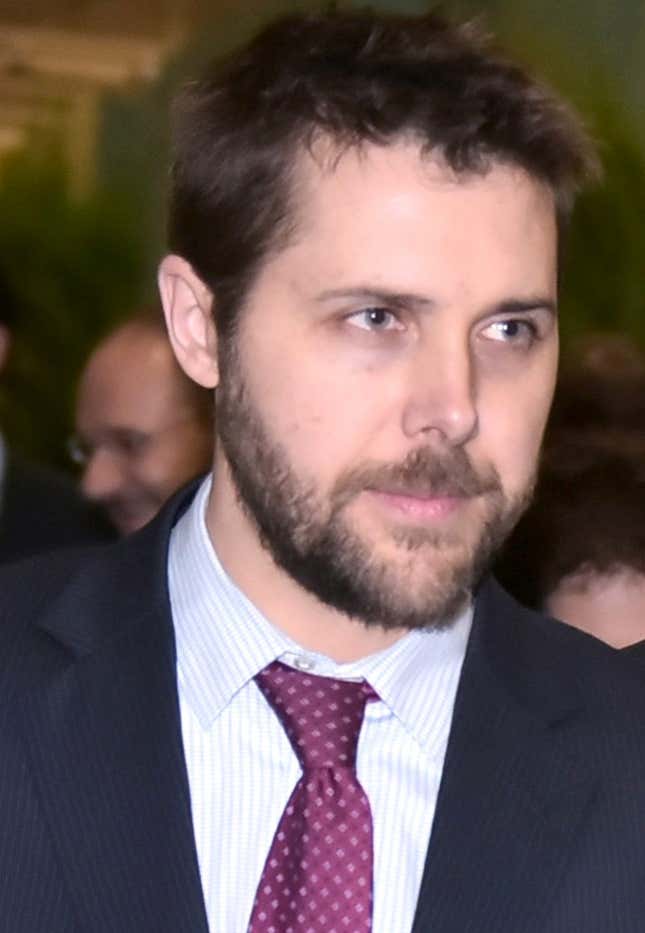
[366, 488, 466, 520]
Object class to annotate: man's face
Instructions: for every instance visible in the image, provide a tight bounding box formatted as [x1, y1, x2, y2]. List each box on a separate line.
[75, 324, 213, 534]
[214, 142, 559, 630]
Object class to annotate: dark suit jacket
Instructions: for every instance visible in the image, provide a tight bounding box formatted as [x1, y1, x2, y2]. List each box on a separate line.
[622, 639, 645, 675]
[0, 451, 115, 563]
[1, 486, 645, 932]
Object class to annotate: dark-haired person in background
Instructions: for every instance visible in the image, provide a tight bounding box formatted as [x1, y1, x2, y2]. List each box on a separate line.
[496, 337, 645, 647]
[0, 272, 113, 562]
[71, 309, 214, 534]
[2, 10, 645, 932]
[496, 447, 645, 646]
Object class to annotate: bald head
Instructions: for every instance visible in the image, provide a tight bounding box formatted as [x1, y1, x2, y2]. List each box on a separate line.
[75, 319, 213, 534]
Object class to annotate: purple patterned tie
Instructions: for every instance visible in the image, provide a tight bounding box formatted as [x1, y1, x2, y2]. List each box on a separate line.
[248, 660, 378, 933]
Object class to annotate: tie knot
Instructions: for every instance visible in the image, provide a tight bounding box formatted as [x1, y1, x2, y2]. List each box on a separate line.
[255, 660, 377, 771]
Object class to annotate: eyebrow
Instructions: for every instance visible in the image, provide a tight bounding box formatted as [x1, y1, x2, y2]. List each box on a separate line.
[316, 286, 435, 311]
[316, 287, 556, 317]
[491, 298, 558, 317]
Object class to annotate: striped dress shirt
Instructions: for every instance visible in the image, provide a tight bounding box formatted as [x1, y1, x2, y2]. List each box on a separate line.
[168, 477, 471, 933]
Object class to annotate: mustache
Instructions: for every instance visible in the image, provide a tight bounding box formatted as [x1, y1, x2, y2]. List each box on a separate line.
[333, 445, 502, 504]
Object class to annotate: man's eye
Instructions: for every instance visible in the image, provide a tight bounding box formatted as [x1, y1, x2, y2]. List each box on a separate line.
[482, 319, 538, 345]
[348, 308, 402, 331]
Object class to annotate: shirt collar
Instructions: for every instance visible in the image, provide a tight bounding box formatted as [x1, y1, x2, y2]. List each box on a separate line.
[169, 475, 471, 755]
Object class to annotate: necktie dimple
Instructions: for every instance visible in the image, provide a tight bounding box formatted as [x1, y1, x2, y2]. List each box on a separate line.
[248, 659, 378, 933]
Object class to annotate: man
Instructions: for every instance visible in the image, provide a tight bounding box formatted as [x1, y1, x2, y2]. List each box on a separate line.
[1, 10, 645, 932]
[72, 309, 213, 533]
[0, 272, 113, 562]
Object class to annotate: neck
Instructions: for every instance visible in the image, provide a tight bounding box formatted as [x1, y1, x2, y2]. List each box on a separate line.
[205, 469, 407, 663]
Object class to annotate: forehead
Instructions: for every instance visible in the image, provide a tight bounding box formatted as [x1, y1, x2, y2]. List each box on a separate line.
[280, 139, 557, 300]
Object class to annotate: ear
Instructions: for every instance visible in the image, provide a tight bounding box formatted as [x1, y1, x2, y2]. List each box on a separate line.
[0, 325, 11, 373]
[157, 254, 219, 389]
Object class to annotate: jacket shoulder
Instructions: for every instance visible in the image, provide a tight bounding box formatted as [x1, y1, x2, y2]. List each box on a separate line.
[0, 491, 182, 666]
[1, 454, 115, 561]
[0, 546, 105, 634]
[482, 577, 645, 717]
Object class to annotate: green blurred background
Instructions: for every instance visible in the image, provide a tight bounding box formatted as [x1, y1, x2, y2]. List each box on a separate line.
[0, 0, 643, 467]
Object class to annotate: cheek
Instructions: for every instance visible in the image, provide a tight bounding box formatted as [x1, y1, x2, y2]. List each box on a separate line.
[482, 335, 557, 456]
[478, 380, 554, 494]
[133, 459, 170, 495]
[278, 389, 365, 481]
[174, 424, 213, 472]
[245, 340, 385, 476]
[135, 444, 188, 494]
[240, 325, 359, 430]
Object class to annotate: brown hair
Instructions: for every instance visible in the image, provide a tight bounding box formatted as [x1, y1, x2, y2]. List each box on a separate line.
[495, 450, 645, 610]
[169, 8, 599, 337]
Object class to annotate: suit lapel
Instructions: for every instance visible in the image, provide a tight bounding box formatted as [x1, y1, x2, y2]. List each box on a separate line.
[412, 580, 597, 933]
[15, 494, 209, 933]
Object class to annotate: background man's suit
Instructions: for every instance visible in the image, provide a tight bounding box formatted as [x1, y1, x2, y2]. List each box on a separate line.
[1, 487, 645, 932]
[0, 450, 114, 563]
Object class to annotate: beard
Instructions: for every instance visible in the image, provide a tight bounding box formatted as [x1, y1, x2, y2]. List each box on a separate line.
[216, 343, 535, 632]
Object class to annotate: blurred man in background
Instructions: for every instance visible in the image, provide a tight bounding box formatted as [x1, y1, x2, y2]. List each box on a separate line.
[72, 308, 213, 534]
[0, 271, 113, 562]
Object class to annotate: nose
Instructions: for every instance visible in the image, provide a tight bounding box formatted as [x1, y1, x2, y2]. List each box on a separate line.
[401, 336, 478, 446]
[80, 448, 127, 503]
